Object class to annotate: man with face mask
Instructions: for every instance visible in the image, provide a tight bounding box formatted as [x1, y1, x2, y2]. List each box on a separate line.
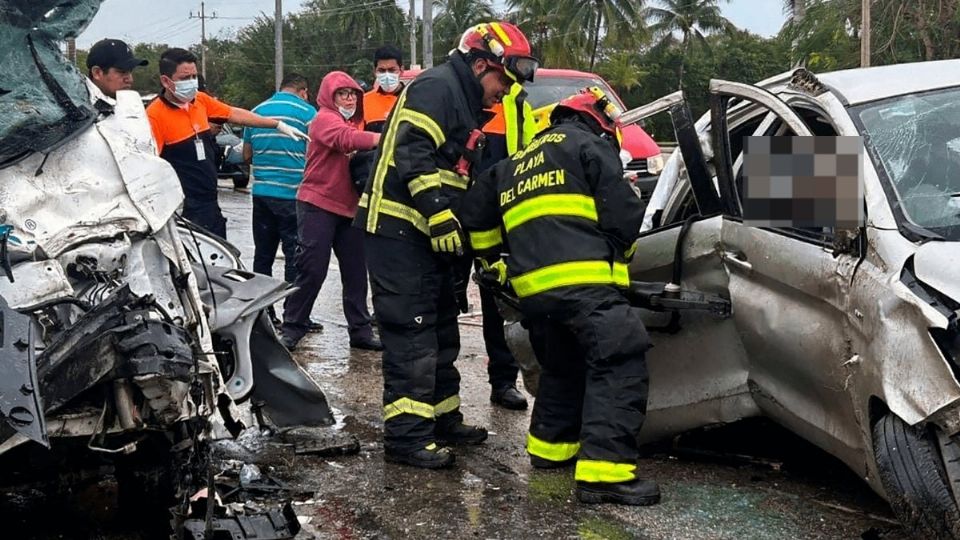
[354, 22, 538, 469]
[146, 48, 309, 238]
[362, 45, 405, 134]
[279, 72, 382, 352]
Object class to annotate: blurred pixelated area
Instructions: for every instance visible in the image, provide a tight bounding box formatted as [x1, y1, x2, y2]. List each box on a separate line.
[742, 136, 864, 229]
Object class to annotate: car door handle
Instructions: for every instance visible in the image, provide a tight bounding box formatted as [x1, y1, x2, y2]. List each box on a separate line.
[722, 250, 752, 271]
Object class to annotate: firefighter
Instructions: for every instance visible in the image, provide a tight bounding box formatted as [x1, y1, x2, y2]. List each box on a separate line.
[476, 82, 537, 410]
[457, 87, 660, 505]
[354, 22, 539, 469]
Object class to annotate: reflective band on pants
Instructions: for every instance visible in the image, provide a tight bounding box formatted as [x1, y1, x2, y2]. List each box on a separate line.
[384, 397, 435, 421]
[434, 395, 461, 416]
[574, 459, 637, 483]
[510, 260, 630, 298]
[526, 432, 580, 462]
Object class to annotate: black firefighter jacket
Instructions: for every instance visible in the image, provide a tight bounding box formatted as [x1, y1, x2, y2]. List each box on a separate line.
[354, 52, 490, 246]
[457, 120, 646, 307]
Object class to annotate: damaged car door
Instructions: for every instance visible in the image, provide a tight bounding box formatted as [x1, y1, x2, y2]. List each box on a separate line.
[707, 80, 868, 464]
[622, 93, 748, 442]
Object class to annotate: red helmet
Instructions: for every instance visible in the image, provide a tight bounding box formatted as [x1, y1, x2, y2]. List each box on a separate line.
[453, 22, 539, 83]
[551, 86, 624, 139]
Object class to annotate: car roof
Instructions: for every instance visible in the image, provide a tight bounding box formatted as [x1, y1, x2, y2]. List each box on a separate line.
[760, 59, 960, 106]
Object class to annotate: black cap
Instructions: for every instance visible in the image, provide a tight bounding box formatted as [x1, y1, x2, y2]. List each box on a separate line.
[86, 39, 148, 71]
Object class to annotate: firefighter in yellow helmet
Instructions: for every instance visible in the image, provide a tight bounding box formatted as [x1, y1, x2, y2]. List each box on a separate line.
[354, 22, 539, 469]
[457, 87, 659, 505]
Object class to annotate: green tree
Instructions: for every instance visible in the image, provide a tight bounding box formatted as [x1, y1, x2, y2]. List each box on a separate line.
[646, 0, 732, 89]
[432, 0, 496, 65]
[562, 0, 646, 71]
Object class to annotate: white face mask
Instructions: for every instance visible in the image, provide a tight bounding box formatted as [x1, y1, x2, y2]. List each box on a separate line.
[173, 78, 199, 102]
[338, 106, 356, 119]
[376, 72, 400, 93]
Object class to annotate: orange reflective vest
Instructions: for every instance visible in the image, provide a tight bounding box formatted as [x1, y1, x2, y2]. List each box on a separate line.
[363, 87, 402, 133]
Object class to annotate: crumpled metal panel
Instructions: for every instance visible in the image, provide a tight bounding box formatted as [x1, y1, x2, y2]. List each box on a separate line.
[0, 294, 48, 448]
[0, 125, 151, 261]
[0, 260, 73, 310]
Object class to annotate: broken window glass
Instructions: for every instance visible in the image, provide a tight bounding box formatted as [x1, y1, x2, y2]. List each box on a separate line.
[857, 89, 960, 235]
[0, 0, 100, 168]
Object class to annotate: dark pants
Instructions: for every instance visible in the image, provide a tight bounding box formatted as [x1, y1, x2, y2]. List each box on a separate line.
[281, 202, 373, 342]
[252, 196, 298, 282]
[526, 288, 651, 481]
[183, 200, 227, 239]
[366, 234, 463, 454]
[479, 280, 520, 392]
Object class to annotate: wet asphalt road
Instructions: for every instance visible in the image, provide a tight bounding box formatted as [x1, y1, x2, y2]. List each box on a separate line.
[218, 185, 907, 540]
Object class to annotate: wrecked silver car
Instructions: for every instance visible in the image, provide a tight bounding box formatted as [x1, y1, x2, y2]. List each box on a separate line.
[0, 1, 332, 534]
[504, 60, 960, 538]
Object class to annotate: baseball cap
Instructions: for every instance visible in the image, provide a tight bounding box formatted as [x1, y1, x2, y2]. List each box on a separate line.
[86, 39, 148, 71]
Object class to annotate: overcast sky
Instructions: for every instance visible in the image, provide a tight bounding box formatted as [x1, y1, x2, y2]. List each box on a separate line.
[77, 0, 787, 49]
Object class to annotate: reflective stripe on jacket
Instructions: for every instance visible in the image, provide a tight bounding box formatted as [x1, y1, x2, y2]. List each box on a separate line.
[456, 120, 645, 301]
[354, 53, 488, 245]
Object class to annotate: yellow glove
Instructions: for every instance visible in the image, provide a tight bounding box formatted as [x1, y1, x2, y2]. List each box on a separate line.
[428, 209, 465, 255]
[480, 258, 508, 285]
[624, 240, 638, 262]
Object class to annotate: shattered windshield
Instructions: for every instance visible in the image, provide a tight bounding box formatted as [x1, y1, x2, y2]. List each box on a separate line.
[856, 88, 960, 238]
[0, 0, 100, 167]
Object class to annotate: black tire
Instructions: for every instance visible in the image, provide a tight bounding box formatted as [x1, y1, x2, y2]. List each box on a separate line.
[873, 412, 960, 538]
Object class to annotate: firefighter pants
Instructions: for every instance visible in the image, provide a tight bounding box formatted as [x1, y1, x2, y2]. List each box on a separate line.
[526, 288, 651, 483]
[366, 234, 464, 454]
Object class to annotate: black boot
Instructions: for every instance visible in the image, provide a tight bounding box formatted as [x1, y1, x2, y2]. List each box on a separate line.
[384, 444, 455, 469]
[491, 386, 528, 410]
[530, 454, 576, 469]
[435, 422, 488, 446]
[576, 478, 661, 506]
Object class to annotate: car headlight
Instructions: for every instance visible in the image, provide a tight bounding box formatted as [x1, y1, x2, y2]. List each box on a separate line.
[647, 154, 665, 175]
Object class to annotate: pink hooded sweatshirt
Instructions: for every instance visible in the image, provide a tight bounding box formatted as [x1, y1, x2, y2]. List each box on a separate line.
[297, 71, 379, 217]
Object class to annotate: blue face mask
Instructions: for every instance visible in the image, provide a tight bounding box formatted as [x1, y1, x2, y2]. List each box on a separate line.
[173, 78, 199, 102]
[376, 72, 400, 93]
[338, 106, 356, 119]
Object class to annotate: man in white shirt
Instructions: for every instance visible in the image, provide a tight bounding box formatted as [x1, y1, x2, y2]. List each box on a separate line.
[85, 38, 148, 108]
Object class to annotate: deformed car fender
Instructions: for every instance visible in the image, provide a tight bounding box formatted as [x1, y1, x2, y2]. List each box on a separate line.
[0, 294, 47, 448]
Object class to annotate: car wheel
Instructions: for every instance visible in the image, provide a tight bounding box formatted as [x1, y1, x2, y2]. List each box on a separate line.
[873, 412, 960, 538]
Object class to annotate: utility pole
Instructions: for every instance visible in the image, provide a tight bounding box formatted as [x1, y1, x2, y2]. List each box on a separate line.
[422, 0, 433, 68]
[409, 0, 417, 67]
[275, 0, 283, 90]
[860, 0, 871, 67]
[189, 2, 216, 80]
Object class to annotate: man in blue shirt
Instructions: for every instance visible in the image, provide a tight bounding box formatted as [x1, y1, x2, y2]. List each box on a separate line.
[243, 73, 316, 284]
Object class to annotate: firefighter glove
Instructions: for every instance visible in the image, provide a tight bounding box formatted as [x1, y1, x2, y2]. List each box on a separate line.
[480, 258, 508, 286]
[276, 120, 310, 142]
[428, 209, 465, 255]
[624, 240, 638, 262]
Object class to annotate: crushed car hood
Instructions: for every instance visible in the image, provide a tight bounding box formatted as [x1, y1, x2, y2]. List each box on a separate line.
[914, 241, 960, 305]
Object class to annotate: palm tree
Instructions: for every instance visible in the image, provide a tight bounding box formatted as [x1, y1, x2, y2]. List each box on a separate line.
[433, 0, 496, 63]
[783, 0, 807, 23]
[561, 0, 646, 71]
[646, 0, 732, 89]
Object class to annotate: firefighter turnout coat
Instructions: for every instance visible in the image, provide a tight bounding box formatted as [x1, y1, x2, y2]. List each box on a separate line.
[355, 52, 489, 244]
[458, 119, 645, 308]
